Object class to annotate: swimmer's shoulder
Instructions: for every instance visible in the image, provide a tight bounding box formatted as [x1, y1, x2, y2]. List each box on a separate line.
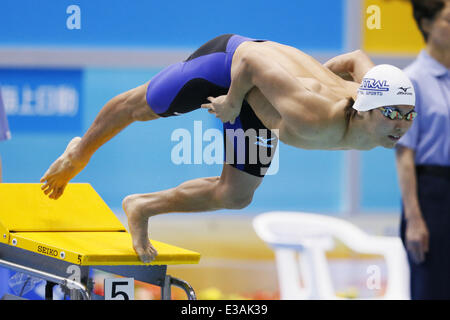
[237, 39, 309, 58]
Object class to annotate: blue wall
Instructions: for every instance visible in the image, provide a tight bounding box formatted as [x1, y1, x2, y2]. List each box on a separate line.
[361, 148, 402, 212]
[0, 0, 344, 51]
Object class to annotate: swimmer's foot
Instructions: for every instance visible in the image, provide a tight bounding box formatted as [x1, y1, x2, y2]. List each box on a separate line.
[40, 136, 88, 200]
[123, 195, 158, 263]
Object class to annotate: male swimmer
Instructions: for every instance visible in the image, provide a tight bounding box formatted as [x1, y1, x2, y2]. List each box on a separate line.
[39, 34, 416, 263]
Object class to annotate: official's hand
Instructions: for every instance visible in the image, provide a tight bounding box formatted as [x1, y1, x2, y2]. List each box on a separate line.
[405, 216, 429, 264]
[201, 95, 241, 124]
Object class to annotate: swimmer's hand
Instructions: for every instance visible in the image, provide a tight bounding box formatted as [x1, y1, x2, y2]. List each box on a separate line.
[201, 95, 241, 124]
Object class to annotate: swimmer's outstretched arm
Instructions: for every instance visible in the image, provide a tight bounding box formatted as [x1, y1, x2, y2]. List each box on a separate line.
[323, 50, 375, 83]
[40, 83, 154, 199]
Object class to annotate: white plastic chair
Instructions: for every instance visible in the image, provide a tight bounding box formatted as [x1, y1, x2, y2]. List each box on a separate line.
[253, 211, 410, 300]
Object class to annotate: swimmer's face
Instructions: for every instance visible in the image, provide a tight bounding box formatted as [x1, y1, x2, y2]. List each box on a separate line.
[371, 105, 416, 148]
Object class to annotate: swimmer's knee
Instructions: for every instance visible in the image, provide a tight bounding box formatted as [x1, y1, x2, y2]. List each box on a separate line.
[216, 184, 254, 210]
[224, 194, 253, 209]
[124, 83, 160, 122]
[131, 104, 159, 121]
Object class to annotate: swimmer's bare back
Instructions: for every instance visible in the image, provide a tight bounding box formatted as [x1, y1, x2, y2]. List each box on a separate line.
[228, 41, 372, 149]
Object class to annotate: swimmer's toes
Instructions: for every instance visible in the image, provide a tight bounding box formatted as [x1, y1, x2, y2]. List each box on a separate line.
[147, 248, 157, 261]
[50, 185, 63, 199]
[44, 183, 56, 196]
[148, 244, 158, 256]
[56, 185, 66, 199]
[40, 171, 51, 183]
[49, 190, 57, 199]
[133, 244, 157, 263]
[137, 250, 152, 264]
[140, 256, 151, 264]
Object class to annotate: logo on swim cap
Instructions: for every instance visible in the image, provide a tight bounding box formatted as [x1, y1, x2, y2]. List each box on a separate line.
[353, 64, 415, 112]
[397, 86, 413, 96]
[359, 78, 390, 93]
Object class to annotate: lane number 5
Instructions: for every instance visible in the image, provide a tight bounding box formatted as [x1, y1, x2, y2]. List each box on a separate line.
[104, 278, 134, 300]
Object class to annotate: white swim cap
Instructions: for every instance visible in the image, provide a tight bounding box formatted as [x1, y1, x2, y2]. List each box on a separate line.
[353, 64, 416, 112]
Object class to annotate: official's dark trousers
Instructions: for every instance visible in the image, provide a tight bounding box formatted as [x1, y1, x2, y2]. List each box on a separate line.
[400, 165, 450, 300]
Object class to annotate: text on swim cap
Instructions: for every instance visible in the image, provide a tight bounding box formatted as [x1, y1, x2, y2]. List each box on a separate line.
[359, 78, 390, 92]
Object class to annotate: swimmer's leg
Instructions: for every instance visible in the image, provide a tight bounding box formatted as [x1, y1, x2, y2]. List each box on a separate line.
[122, 164, 263, 263]
[40, 82, 158, 199]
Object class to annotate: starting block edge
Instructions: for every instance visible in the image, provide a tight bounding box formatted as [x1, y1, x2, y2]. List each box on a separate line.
[9, 232, 201, 267]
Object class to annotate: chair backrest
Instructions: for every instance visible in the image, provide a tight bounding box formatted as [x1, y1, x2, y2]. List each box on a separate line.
[253, 211, 410, 300]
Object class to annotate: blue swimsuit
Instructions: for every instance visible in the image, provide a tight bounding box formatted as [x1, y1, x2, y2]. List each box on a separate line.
[146, 34, 278, 177]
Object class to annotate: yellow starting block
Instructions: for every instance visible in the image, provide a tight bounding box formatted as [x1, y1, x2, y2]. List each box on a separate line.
[0, 183, 200, 300]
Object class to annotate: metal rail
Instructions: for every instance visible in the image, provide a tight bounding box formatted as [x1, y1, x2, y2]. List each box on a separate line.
[0, 258, 90, 300]
[170, 276, 197, 300]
